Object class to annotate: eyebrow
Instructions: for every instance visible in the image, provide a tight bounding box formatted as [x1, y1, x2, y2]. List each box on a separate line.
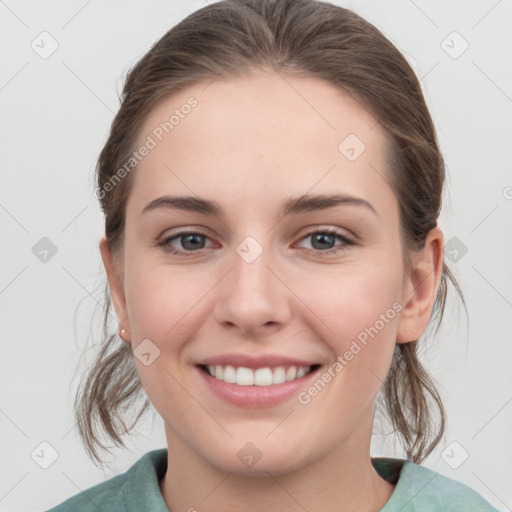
[141, 193, 378, 218]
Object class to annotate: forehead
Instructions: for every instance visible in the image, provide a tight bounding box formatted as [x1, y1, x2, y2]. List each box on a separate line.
[128, 70, 394, 217]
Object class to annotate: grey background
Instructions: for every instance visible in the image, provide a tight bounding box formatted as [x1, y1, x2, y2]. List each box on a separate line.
[1, 1, 511, 511]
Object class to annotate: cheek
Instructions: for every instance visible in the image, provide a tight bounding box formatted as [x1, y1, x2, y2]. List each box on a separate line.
[294, 264, 401, 425]
[304, 259, 403, 346]
[299, 258, 402, 414]
[124, 244, 403, 351]
[125, 264, 209, 343]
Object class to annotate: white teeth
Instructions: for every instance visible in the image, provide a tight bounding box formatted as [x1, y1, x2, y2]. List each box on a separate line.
[254, 367, 273, 386]
[223, 365, 236, 383]
[285, 366, 297, 381]
[272, 366, 286, 384]
[296, 367, 308, 378]
[236, 367, 254, 386]
[205, 364, 312, 386]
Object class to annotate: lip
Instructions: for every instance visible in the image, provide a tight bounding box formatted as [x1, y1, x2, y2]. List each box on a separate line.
[196, 364, 321, 408]
[198, 353, 319, 369]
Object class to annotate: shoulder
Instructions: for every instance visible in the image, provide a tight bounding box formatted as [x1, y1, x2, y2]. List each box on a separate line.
[378, 458, 500, 511]
[44, 448, 168, 512]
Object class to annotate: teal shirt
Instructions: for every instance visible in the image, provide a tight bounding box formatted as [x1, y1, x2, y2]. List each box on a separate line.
[45, 448, 499, 511]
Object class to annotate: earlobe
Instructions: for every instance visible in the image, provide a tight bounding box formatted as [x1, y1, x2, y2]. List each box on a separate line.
[99, 236, 131, 343]
[396, 227, 444, 344]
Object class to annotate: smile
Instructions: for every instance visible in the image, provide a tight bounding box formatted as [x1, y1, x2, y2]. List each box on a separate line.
[202, 364, 318, 386]
[196, 355, 322, 408]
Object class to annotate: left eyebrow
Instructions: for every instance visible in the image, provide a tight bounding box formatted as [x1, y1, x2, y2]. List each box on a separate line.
[281, 193, 378, 217]
[141, 193, 378, 218]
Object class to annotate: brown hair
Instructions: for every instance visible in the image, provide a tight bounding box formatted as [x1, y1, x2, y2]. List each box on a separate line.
[76, 0, 465, 467]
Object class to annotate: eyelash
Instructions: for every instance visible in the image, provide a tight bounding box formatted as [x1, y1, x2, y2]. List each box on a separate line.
[156, 228, 355, 257]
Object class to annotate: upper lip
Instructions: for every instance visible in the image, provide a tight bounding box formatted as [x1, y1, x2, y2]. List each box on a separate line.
[198, 353, 320, 369]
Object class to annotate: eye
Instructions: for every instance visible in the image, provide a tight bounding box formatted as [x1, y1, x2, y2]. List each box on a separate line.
[157, 227, 355, 257]
[296, 228, 354, 256]
[157, 230, 214, 255]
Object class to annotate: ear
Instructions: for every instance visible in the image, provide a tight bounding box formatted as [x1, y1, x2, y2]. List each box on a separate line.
[99, 236, 131, 343]
[396, 226, 444, 343]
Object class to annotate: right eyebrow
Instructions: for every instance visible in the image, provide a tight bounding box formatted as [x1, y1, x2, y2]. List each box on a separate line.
[141, 193, 378, 218]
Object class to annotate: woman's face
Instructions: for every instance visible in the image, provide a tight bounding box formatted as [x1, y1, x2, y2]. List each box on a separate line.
[103, 70, 434, 475]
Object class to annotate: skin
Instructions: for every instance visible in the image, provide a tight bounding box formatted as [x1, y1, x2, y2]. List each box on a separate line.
[100, 70, 443, 512]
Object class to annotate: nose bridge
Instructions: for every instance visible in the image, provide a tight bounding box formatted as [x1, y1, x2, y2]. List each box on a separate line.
[215, 232, 289, 332]
[234, 234, 271, 294]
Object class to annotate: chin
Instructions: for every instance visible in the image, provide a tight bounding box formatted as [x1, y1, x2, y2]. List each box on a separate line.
[200, 435, 318, 477]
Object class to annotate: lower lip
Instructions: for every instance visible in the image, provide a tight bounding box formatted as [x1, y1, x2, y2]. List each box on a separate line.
[196, 366, 319, 408]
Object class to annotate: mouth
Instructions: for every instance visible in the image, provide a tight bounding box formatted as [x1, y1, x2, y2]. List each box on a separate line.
[195, 354, 324, 408]
[197, 363, 321, 386]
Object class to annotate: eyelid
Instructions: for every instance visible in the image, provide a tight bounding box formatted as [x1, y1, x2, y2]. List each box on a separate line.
[293, 227, 355, 253]
[157, 225, 356, 257]
[295, 224, 354, 241]
[157, 225, 215, 243]
[157, 228, 216, 249]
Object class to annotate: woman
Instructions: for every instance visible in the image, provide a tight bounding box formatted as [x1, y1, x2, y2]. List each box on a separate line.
[46, 0, 499, 510]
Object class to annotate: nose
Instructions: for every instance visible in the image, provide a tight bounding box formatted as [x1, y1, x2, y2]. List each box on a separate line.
[213, 239, 291, 337]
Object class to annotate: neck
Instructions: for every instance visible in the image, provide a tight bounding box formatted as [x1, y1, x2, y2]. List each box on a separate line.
[160, 415, 395, 512]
